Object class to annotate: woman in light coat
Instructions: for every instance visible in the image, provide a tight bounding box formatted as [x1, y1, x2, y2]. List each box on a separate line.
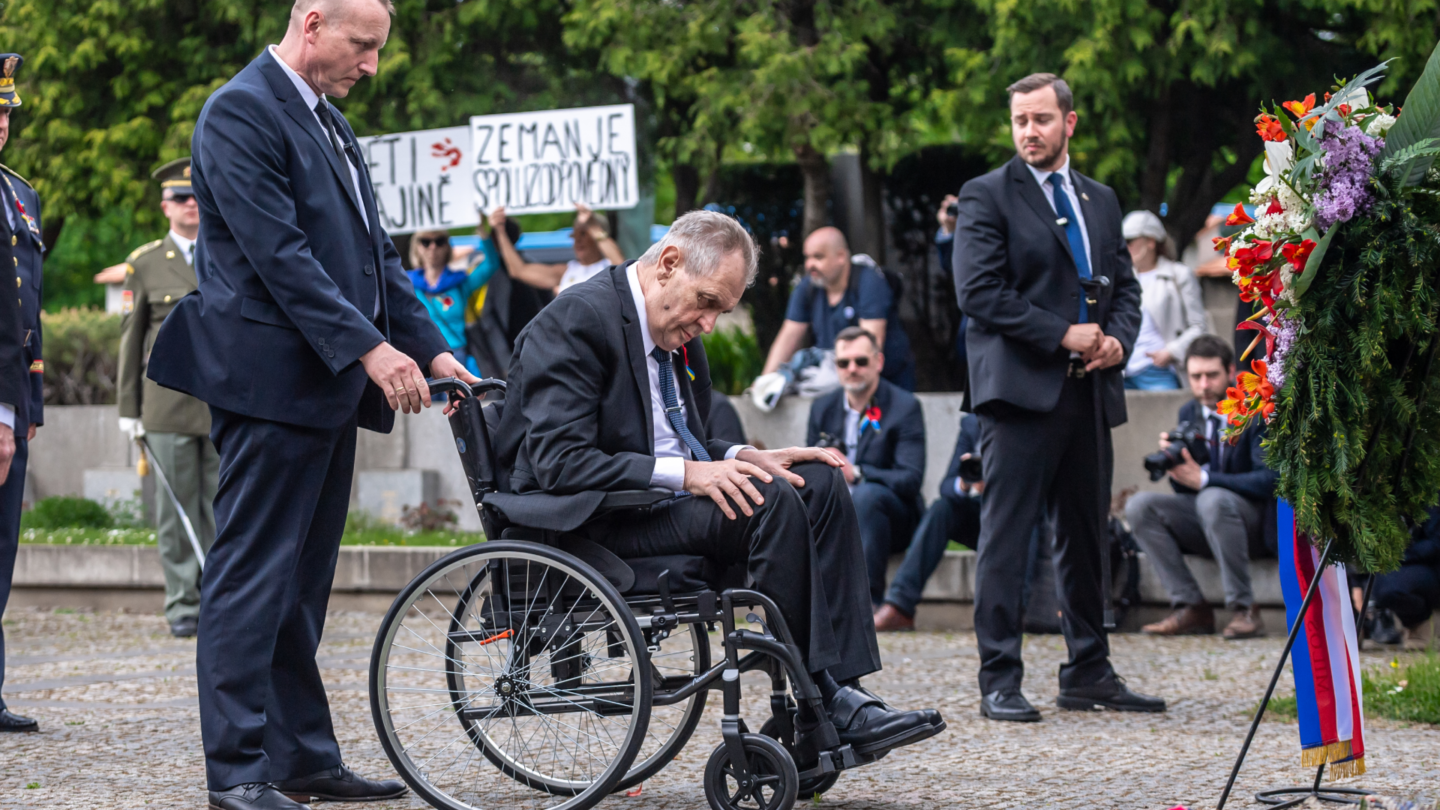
[1121, 210, 1209, 390]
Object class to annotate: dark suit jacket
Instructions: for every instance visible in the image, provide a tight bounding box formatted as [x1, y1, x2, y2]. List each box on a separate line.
[493, 263, 735, 530]
[148, 50, 448, 432]
[708, 389, 748, 445]
[0, 185, 25, 421]
[1170, 399, 1277, 501]
[954, 156, 1141, 427]
[937, 413, 982, 508]
[0, 168, 43, 427]
[805, 378, 926, 509]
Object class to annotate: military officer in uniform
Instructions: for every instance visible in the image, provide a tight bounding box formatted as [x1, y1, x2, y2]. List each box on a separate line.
[0, 52, 44, 733]
[117, 158, 216, 638]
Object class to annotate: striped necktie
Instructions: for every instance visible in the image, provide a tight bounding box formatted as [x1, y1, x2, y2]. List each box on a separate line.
[651, 346, 711, 462]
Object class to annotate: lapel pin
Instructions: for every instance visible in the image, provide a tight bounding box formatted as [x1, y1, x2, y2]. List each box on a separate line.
[1056, 217, 1069, 226]
[1081, 192, 1090, 201]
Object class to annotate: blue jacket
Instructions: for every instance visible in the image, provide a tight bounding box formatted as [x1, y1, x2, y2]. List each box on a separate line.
[407, 239, 497, 353]
[0, 166, 44, 428]
[806, 377, 927, 511]
[937, 413, 981, 508]
[148, 50, 449, 433]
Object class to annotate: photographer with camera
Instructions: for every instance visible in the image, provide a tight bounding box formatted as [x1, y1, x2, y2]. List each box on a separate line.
[1124, 335, 1278, 639]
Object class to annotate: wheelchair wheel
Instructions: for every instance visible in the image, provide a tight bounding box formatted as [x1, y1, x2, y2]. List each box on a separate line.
[758, 716, 840, 799]
[371, 541, 651, 810]
[704, 733, 799, 810]
[612, 620, 710, 792]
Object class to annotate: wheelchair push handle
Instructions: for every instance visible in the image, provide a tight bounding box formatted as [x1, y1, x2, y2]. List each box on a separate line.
[425, 376, 507, 399]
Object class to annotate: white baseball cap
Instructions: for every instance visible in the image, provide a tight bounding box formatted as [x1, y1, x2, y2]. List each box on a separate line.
[1122, 210, 1167, 242]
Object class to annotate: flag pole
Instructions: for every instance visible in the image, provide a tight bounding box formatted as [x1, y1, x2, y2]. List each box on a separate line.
[1215, 537, 1333, 810]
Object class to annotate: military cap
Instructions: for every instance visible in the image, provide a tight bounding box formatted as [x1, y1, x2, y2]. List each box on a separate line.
[153, 157, 192, 198]
[0, 54, 22, 108]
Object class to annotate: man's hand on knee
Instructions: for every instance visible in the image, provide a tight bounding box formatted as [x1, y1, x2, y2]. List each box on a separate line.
[735, 446, 842, 488]
[683, 458, 771, 520]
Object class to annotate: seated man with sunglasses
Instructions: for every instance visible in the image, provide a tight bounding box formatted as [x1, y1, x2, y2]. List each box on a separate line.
[807, 326, 927, 608]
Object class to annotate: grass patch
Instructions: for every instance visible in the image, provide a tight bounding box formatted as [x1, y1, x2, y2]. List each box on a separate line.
[20, 513, 485, 548]
[1265, 654, 1440, 725]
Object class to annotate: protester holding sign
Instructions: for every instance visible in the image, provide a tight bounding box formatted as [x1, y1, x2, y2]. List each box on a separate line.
[407, 229, 500, 377]
[488, 202, 625, 293]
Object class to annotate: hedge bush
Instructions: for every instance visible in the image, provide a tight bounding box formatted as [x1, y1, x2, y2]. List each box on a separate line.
[41, 308, 121, 405]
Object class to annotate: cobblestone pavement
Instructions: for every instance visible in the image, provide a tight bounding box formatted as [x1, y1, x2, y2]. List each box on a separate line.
[1, 608, 1435, 809]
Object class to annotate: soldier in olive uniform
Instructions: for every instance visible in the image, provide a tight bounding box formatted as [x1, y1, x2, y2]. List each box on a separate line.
[117, 158, 217, 639]
[0, 52, 43, 733]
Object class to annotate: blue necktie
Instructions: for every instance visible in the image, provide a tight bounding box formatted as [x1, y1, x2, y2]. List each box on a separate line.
[1047, 173, 1092, 323]
[651, 346, 711, 462]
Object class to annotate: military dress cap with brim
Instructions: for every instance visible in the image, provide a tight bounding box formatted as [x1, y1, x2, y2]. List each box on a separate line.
[0, 54, 23, 108]
[152, 157, 192, 197]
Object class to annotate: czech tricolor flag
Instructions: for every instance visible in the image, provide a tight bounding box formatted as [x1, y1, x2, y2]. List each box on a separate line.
[1277, 500, 1366, 778]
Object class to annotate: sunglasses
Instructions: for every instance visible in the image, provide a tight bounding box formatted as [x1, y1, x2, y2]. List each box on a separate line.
[416, 237, 450, 248]
[169, 194, 195, 204]
[835, 357, 871, 369]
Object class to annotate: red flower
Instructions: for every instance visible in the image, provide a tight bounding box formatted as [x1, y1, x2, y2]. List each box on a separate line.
[1212, 235, 1232, 255]
[1231, 240, 1274, 276]
[1282, 94, 1316, 120]
[1338, 103, 1352, 117]
[1280, 239, 1317, 271]
[1225, 203, 1255, 227]
[1256, 114, 1287, 142]
[865, 406, 882, 423]
[440, 294, 455, 309]
[1265, 197, 1284, 216]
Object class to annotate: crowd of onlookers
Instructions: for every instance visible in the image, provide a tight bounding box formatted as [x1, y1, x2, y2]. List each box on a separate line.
[412, 197, 1435, 647]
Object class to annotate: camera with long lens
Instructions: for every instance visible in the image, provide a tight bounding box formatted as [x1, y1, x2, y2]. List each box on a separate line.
[1142, 421, 1211, 481]
[958, 454, 983, 482]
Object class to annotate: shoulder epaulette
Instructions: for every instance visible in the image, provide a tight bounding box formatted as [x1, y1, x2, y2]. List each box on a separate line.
[0, 163, 32, 188]
[126, 239, 165, 263]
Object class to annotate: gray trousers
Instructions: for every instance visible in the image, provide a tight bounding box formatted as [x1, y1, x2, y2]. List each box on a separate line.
[147, 432, 220, 623]
[1125, 488, 1267, 609]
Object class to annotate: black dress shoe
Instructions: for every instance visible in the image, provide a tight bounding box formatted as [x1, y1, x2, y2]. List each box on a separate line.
[980, 690, 1041, 722]
[208, 783, 308, 810]
[0, 708, 38, 732]
[1057, 675, 1166, 713]
[273, 765, 407, 803]
[170, 616, 199, 638]
[827, 685, 945, 756]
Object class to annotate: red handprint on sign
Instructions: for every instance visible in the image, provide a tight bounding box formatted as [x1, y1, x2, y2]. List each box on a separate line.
[431, 138, 463, 171]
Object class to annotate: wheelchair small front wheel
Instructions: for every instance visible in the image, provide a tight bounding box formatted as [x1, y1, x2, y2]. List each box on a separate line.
[757, 716, 840, 799]
[703, 733, 798, 810]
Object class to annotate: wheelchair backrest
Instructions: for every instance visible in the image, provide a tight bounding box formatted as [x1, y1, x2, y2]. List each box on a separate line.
[445, 381, 506, 503]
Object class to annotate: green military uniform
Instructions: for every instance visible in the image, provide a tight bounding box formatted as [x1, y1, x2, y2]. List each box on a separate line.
[116, 158, 217, 630]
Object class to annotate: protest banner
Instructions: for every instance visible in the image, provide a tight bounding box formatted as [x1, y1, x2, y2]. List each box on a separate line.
[469, 104, 638, 215]
[359, 125, 477, 235]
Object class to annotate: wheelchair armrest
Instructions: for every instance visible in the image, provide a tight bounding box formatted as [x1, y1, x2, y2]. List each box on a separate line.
[596, 489, 674, 513]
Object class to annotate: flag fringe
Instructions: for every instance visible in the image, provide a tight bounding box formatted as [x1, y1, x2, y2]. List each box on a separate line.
[1328, 757, 1365, 780]
[1299, 739, 1353, 768]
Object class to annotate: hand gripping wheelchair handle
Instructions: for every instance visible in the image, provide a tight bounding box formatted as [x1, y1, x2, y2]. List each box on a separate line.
[425, 376, 507, 399]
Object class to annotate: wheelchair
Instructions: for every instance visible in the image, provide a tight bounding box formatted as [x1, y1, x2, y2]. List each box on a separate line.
[368, 378, 891, 810]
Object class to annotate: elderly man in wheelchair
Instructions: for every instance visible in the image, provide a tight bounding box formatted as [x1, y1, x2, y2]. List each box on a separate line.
[367, 210, 945, 810]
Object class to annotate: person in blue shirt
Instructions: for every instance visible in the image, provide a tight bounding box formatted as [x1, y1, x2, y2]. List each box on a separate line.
[407, 229, 498, 377]
[762, 226, 916, 390]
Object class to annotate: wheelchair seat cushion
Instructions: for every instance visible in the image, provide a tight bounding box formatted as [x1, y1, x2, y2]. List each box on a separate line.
[623, 554, 719, 594]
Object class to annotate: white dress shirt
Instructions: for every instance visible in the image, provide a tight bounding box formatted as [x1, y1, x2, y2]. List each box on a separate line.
[169, 230, 196, 267]
[1025, 156, 1093, 273]
[625, 263, 748, 491]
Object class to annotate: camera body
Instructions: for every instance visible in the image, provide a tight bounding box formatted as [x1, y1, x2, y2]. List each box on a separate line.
[946, 201, 960, 218]
[958, 454, 983, 482]
[815, 431, 843, 451]
[1143, 420, 1211, 482]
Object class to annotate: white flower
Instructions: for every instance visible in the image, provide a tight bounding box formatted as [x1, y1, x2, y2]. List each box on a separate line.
[1333, 85, 1371, 112]
[1255, 141, 1294, 197]
[1366, 112, 1396, 137]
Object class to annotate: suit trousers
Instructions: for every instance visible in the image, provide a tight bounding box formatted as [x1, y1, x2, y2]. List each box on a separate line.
[147, 432, 220, 624]
[1124, 488, 1267, 609]
[0, 437, 27, 711]
[597, 462, 881, 682]
[975, 375, 1114, 694]
[850, 482, 917, 606]
[198, 407, 356, 790]
[884, 494, 981, 616]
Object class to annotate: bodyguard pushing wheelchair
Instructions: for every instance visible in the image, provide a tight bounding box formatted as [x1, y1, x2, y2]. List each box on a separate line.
[370, 210, 945, 810]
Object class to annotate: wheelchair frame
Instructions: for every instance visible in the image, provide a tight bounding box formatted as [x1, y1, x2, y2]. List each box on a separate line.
[369, 378, 879, 810]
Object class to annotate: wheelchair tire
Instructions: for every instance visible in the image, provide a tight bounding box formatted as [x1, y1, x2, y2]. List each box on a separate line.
[370, 541, 651, 810]
[612, 621, 710, 792]
[704, 733, 799, 810]
[757, 716, 841, 799]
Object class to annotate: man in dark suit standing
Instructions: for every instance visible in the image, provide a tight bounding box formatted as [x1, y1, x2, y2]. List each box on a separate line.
[147, 3, 473, 808]
[495, 210, 945, 762]
[806, 326, 926, 606]
[955, 72, 1164, 722]
[0, 52, 43, 734]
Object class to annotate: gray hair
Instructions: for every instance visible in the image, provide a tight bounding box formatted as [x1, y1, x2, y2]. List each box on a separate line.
[639, 210, 759, 287]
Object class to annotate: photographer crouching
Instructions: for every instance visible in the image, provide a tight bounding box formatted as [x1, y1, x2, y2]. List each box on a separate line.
[1125, 335, 1277, 639]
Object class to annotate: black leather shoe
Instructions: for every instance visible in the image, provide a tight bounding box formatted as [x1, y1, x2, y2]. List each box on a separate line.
[208, 783, 308, 810]
[0, 708, 38, 732]
[827, 685, 945, 756]
[273, 765, 407, 803]
[170, 616, 199, 638]
[980, 690, 1041, 722]
[1057, 675, 1166, 713]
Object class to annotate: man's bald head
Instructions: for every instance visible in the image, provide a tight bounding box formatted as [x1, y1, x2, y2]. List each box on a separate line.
[803, 226, 852, 289]
[291, 0, 394, 26]
[277, 0, 392, 98]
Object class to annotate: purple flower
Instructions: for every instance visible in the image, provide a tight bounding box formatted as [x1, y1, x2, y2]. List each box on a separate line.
[1267, 311, 1301, 389]
[1313, 124, 1383, 233]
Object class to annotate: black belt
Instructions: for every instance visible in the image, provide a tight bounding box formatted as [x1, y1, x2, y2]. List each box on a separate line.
[1067, 358, 1088, 378]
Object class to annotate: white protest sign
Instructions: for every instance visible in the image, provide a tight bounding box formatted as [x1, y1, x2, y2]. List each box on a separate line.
[469, 104, 638, 216]
[359, 125, 476, 235]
